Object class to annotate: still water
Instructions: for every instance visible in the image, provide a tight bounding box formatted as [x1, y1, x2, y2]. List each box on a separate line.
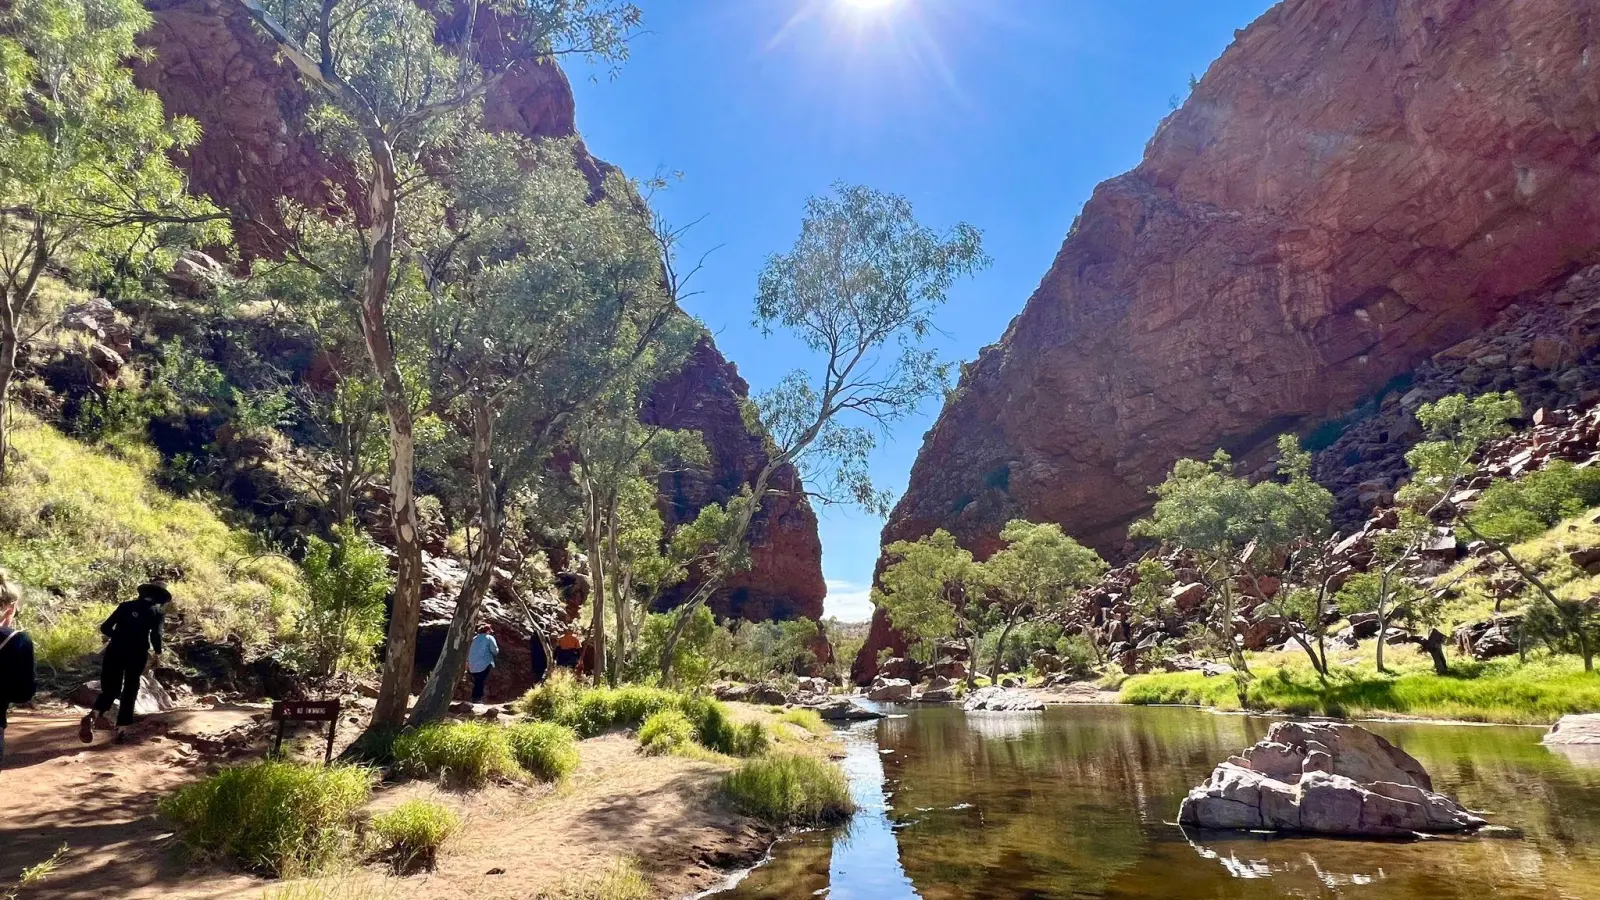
[711, 705, 1600, 900]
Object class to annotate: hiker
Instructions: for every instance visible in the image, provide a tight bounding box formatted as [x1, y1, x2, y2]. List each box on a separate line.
[555, 627, 583, 670]
[80, 581, 171, 745]
[0, 575, 37, 769]
[467, 622, 499, 703]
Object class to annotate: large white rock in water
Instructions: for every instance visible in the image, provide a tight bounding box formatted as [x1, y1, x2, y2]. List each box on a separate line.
[1543, 714, 1600, 745]
[866, 676, 916, 702]
[1178, 721, 1486, 836]
[962, 686, 1045, 712]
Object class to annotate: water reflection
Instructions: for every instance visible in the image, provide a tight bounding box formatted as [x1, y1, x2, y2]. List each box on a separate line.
[712, 706, 1600, 900]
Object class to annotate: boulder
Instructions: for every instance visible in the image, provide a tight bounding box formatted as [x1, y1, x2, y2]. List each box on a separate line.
[1453, 616, 1521, 661]
[810, 697, 885, 721]
[1543, 714, 1600, 746]
[962, 686, 1044, 712]
[71, 673, 176, 717]
[1178, 722, 1486, 836]
[1171, 582, 1207, 613]
[877, 656, 921, 682]
[866, 677, 916, 702]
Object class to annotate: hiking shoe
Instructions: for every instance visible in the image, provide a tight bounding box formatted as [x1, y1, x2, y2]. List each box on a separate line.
[78, 715, 94, 744]
[113, 731, 127, 745]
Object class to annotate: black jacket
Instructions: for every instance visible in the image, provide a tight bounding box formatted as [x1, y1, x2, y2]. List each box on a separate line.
[102, 599, 165, 656]
[0, 626, 37, 728]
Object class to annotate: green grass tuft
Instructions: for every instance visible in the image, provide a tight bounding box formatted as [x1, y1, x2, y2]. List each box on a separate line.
[158, 761, 375, 876]
[369, 799, 460, 871]
[637, 709, 695, 756]
[390, 722, 521, 787]
[518, 671, 767, 756]
[776, 708, 829, 737]
[722, 754, 854, 827]
[535, 857, 652, 900]
[506, 721, 580, 780]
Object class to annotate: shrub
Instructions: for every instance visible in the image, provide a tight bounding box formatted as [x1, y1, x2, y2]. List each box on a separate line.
[391, 723, 520, 787]
[506, 722, 580, 780]
[23, 602, 113, 672]
[519, 676, 768, 756]
[637, 709, 695, 755]
[722, 754, 854, 827]
[1470, 461, 1600, 543]
[158, 761, 375, 876]
[298, 523, 392, 677]
[369, 799, 460, 871]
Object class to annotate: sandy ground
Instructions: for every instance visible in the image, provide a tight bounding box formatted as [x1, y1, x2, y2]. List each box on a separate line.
[0, 704, 779, 900]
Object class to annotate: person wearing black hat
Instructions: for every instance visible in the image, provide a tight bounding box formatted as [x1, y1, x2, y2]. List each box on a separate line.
[80, 581, 171, 745]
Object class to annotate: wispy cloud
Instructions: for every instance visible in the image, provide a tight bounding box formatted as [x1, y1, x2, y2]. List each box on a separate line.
[824, 578, 876, 622]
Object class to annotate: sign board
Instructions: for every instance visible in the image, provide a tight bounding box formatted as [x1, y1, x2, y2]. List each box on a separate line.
[270, 699, 343, 763]
[272, 700, 342, 722]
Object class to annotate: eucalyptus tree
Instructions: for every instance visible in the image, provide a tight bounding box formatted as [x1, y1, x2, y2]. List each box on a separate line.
[1130, 435, 1333, 681]
[979, 519, 1105, 682]
[874, 529, 986, 683]
[570, 405, 706, 685]
[407, 137, 694, 723]
[657, 183, 989, 680]
[0, 0, 225, 478]
[234, 0, 638, 725]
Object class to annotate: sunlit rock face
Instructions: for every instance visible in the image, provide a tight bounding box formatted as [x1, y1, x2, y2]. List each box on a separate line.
[858, 0, 1600, 682]
[134, 0, 824, 625]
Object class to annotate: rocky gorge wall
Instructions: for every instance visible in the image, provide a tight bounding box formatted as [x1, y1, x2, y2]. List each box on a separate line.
[134, 0, 825, 626]
[856, 0, 1600, 681]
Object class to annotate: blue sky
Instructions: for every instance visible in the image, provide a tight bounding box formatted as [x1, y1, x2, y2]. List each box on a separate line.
[570, 0, 1275, 621]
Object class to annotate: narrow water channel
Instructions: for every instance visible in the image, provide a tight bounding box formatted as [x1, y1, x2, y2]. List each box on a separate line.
[711, 705, 1600, 900]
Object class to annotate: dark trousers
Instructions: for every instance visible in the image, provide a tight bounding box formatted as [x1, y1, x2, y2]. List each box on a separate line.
[470, 666, 492, 703]
[93, 650, 147, 727]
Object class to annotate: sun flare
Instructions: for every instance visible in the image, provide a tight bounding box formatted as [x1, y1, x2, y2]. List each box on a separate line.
[838, 0, 902, 14]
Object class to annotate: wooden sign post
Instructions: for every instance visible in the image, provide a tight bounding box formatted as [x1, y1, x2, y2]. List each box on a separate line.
[270, 699, 342, 764]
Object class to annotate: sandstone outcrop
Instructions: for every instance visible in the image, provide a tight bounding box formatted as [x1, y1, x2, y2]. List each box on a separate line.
[1180, 722, 1486, 836]
[962, 687, 1044, 712]
[861, 0, 1600, 678]
[1543, 714, 1600, 746]
[134, 0, 824, 627]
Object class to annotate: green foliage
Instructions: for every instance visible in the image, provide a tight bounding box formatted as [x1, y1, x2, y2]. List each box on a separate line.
[1130, 435, 1333, 558]
[874, 529, 980, 663]
[536, 857, 653, 900]
[158, 761, 375, 876]
[637, 709, 695, 755]
[390, 722, 522, 788]
[517, 671, 765, 756]
[1130, 558, 1175, 619]
[24, 601, 113, 672]
[718, 617, 824, 682]
[2, 845, 67, 900]
[0, 0, 227, 469]
[1525, 595, 1600, 671]
[721, 754, 855, 827]
[980, 519, 1105, 677]
[1, 416, 304, 649]
[298, 522, 394, 677]
[1121, 655, 1600, 725]
[506, 722, 581, 781]
[1469, 461, 1600, 544]
[369, 799, 460, 871]
[628, 606, 718, 687]
[1400, 391, 1521, 512]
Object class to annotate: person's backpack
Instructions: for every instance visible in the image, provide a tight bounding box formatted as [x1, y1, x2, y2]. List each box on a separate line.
[0, 627, 27, 702]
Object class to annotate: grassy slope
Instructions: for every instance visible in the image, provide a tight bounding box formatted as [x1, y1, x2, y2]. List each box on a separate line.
[1122, 512, 1600, 725]
[1, 415, 303, 670]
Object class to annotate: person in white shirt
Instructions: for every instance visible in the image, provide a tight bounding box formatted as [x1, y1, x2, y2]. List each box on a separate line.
[467, 623, 499, 703]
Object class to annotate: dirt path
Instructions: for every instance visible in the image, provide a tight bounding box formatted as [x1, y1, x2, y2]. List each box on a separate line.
[1, 706, 774, 900]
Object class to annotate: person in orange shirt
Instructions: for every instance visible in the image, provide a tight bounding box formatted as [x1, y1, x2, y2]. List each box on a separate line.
[555, 627, 583, 671]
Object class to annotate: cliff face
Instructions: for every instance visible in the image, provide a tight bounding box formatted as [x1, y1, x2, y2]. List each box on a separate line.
[136, 0, 825, 624]
[856, 0, 1600, 681]
[644, 339, 827, 624]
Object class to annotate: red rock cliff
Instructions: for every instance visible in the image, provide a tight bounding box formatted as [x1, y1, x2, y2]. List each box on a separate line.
[856, 0, 1600, 681]
[136, 0, 825, 624]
